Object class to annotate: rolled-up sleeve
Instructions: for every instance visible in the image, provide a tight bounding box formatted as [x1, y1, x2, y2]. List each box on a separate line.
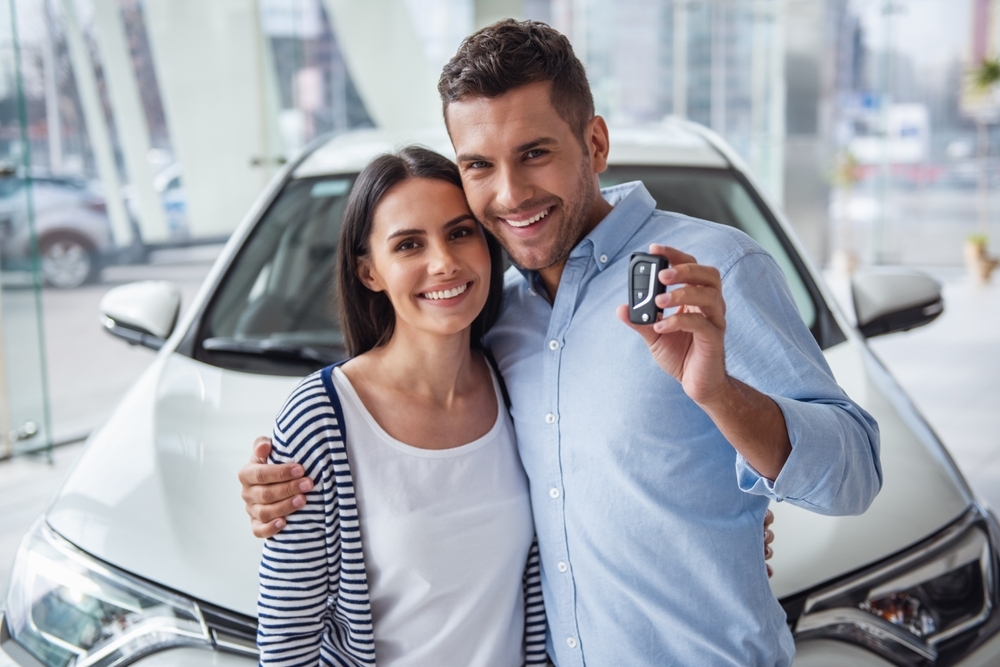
[722, 251, 882, 515]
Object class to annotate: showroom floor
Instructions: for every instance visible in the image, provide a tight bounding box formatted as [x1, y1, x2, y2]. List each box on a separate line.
[1, 266, 998, 600]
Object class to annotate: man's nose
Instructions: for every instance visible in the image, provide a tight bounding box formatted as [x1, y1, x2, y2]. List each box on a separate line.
[495, 165, 531, 212]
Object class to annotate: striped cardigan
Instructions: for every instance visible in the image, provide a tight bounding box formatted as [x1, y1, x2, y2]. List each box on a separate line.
[257, 364, 549, 666]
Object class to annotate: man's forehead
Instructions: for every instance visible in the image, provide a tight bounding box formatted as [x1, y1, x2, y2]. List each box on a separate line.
[445, 83, 567, 152]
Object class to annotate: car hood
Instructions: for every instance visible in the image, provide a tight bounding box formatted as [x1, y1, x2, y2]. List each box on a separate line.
[46, 339, 973, 616]
[767, 339, 972, 599]
[47, 353, 298, 616]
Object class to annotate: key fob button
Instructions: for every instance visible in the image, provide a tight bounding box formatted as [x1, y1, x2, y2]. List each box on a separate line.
[633, 263, 649, 276]
[633, 289, 648, 303]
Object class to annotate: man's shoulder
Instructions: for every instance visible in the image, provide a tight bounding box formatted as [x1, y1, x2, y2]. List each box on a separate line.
[631, 208, 767, 275]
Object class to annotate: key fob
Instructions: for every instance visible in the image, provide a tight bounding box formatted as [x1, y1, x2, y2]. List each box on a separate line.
[629, 252, 669, 325]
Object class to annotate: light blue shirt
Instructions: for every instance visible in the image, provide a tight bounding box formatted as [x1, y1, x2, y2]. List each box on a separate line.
[483, 182, 882, 667]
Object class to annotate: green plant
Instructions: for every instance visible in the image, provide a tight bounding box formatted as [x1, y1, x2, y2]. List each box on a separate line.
[967, 233, 989, 246]
[974, 58, 1000, 91]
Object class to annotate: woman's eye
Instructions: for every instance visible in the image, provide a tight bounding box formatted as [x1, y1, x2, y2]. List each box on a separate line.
[450, 227, 474, 239]
[395, 240, 419, 252]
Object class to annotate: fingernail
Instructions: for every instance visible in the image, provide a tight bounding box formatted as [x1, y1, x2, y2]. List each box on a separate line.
[275, 519, 285, 529]
[661, 268, 676, 281]
[292, 495, 305, 507]
[299, 479, 312, 492]
[291, 465, 304, 477]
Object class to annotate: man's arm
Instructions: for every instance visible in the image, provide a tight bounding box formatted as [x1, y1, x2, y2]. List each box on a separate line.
[618, 243, 881, 515]
[239, 437, 314, 538]
[616, 244, 791, 480]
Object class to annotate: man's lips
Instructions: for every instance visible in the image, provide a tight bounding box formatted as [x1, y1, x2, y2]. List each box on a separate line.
[499, 206, 553, 229]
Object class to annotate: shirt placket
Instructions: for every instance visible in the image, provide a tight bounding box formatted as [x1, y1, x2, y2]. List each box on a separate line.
[542, 248, 591, 667]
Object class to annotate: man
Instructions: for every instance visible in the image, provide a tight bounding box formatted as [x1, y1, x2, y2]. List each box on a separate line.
[240, 20, 880, 666]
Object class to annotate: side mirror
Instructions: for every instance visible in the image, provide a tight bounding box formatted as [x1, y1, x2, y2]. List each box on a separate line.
[851, 268, 944, 338]
[100, 281, 181, 350]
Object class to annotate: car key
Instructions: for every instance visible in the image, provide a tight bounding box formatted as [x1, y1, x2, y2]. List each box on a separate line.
[629, 252, 670, 325]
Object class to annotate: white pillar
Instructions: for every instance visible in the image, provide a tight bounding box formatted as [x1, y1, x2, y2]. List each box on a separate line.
[58, 0, 133, 246]
[41, 0, 62, 171]
[91, 0, 170, 242]
[322, 0, 443, 133]
[141, 0, 283, 238]
[673, 0, 688, 119]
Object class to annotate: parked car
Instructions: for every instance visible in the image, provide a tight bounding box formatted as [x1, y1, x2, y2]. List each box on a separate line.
[3, 121, 997, 667]
[0, 165, 116, 288]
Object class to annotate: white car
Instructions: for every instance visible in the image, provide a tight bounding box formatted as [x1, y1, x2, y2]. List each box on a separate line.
[3, 121, 998, 667]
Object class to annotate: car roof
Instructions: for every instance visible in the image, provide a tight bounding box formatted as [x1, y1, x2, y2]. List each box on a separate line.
[292, 118, 730, 179]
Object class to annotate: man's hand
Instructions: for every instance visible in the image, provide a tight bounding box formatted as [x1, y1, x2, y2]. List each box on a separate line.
[617, 244, 792, 480]
[239, 437, 313, 538]
[616, 244, 727, 404]
[764, 509, 775, 578]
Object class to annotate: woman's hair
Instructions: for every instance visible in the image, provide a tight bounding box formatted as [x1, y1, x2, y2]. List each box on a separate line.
[336, 145, 504, 357]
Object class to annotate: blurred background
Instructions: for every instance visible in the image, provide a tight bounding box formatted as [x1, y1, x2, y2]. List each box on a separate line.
[0, 0, 998, 563]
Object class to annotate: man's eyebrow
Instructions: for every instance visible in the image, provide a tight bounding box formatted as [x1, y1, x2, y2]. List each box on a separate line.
[455, 137, 559, 164]
[385, 214, 475, 241]
[513, 136, 558, 153]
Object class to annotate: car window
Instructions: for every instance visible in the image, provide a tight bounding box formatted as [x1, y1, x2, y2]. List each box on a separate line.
[198, 176, 354, 367]
[600, 167, 817, 329]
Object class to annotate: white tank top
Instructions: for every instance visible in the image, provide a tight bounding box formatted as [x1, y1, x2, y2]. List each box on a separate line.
[331, 366, 534, 667]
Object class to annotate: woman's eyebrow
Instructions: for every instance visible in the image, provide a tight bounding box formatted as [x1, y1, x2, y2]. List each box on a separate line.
[385, 215, 474, 242]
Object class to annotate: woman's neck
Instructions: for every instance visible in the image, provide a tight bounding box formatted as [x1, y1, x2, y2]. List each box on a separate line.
[362, 325, 478, 407]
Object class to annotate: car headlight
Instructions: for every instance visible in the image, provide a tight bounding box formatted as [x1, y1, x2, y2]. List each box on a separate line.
[2, 518, 213, 666]
[794, 507, 1000, 665]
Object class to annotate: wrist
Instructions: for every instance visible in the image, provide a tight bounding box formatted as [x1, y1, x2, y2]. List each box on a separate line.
[693, 375, 739, 415]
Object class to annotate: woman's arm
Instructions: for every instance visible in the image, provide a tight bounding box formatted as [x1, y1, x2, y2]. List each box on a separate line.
[257, 376, 340, 666]
[522, 538, 549, 666]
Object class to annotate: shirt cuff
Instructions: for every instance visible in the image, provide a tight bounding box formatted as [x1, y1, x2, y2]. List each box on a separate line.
[735, 393, 853, 505]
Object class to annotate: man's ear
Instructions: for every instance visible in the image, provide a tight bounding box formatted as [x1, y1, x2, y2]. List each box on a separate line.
[587, 115, 611, 175]
[356, 257, 383, 293]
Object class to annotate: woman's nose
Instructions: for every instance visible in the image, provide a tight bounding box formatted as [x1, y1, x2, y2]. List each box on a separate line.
[427, 240, 460, 274]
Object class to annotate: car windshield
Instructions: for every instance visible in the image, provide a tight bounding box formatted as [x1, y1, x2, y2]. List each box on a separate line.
[197, 166, 818, 372]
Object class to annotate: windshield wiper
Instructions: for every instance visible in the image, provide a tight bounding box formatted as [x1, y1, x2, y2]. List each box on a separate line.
[201, 337, 343, 364]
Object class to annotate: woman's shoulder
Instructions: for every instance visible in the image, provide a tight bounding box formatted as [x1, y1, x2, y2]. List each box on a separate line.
[273, 368, 341, 436]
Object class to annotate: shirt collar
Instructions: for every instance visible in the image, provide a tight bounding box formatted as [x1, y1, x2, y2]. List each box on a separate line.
[514, 181, 656, 289]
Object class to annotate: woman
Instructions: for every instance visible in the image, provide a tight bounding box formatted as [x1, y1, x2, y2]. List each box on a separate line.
[256, 146, 547, 667]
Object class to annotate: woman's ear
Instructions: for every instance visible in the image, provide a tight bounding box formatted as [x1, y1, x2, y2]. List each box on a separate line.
[356, 257, 383, 292]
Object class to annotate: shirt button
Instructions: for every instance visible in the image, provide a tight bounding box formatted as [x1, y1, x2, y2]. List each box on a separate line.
[567, 637, 578, 649]
[557, 561, 568, 572]
[548, 339, 560, 351]
[545, 413, 556, 424]
[549, 487, 560, 499]
[599, 254, 608, 263]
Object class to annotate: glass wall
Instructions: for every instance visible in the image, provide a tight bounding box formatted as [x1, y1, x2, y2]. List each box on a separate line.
[0, 0, 53, 458]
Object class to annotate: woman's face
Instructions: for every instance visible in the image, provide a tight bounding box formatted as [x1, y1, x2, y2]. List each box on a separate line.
[359, 177, 492, 340]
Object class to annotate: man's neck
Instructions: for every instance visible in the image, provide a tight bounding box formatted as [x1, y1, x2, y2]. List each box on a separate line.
[537, 195, 614, 298]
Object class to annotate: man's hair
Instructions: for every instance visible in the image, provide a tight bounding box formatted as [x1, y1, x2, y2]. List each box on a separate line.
[438, 19, 594, 142]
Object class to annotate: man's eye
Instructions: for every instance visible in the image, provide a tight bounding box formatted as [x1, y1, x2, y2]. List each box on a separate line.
[468, 161, 490, 170]
[525, 149, 547, 159]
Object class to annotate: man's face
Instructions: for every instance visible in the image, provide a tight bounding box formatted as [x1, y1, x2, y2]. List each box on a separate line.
[445, 81, 609, 273]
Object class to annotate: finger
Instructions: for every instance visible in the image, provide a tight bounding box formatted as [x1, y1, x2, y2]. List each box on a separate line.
[240, 461, 306, 487]
[247, 476, 314, 505]
[655, 286, 726, 327]
[764, 529, 774, 545]
[652, 311, 725, 338]
[764, 545, 773, 560]
[252, 517, 287, 539]
[254, 495, 307, 525]
[648, 243, 697, 267]
[764, 509, 774, 528]
[252, 436, 274, 463]
[616, 303, 662, 346]
[766, 564, 774, 578]
[659, 263, 721, 289]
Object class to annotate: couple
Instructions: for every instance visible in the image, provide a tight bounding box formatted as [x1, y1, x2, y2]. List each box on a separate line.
[243, 19, 882, 667]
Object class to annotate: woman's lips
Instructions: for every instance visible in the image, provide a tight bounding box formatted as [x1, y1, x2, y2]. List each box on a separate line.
[419, 281, 472, 301]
